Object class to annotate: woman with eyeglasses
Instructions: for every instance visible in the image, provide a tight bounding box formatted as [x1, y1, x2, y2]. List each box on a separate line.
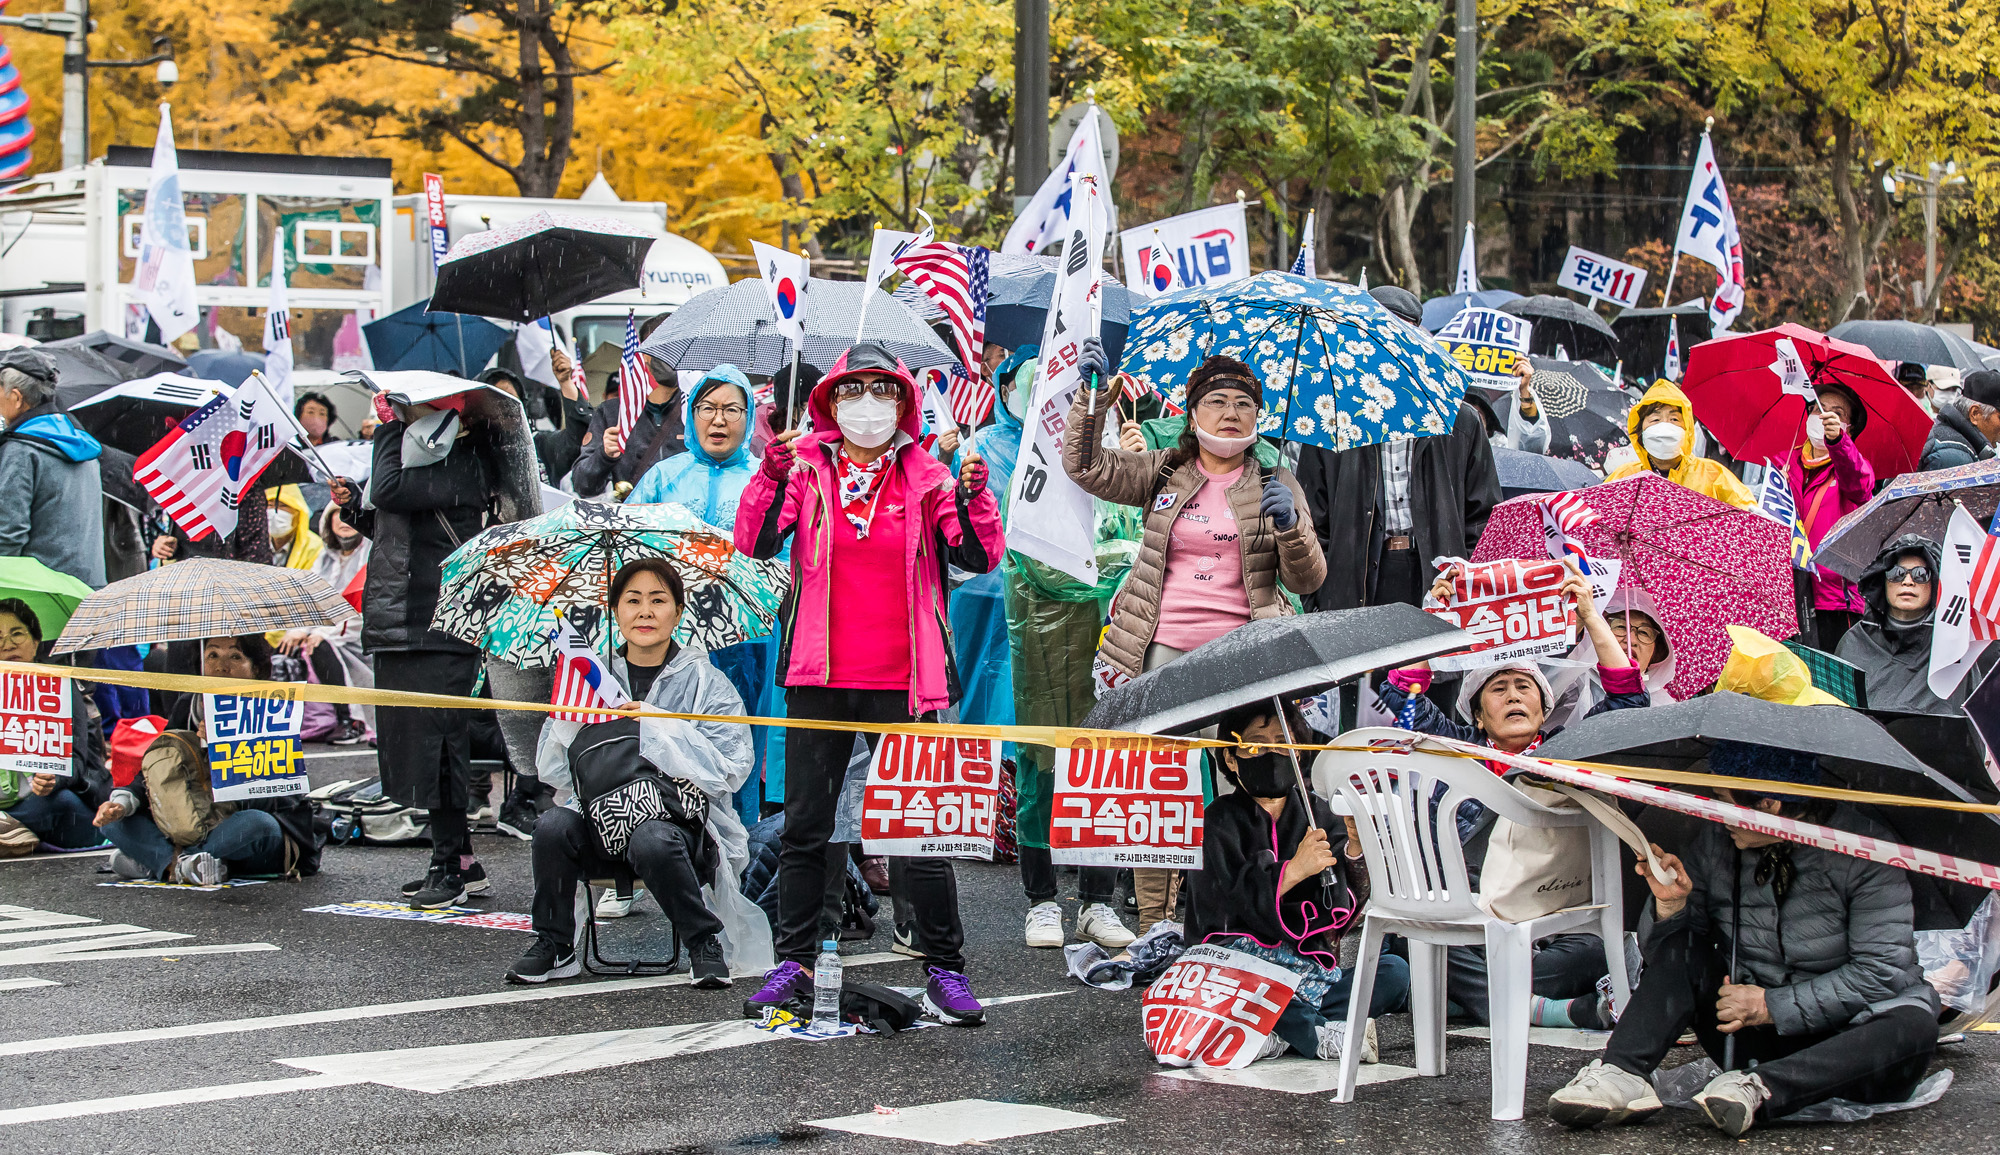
[734, 341, 1003, 1027]
[1063, 344, 1327, 931]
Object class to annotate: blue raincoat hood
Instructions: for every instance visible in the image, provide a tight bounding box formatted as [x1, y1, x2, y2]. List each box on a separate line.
[626, 364, 757, 527]
[685, 364, 755, 470]
[5, 409, 103, 463]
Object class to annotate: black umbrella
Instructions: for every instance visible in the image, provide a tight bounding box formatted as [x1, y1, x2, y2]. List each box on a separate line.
[67, 374, 315, 488]
[42, 330, 185, 380]
[1612, 303, 1712, 384]
[430, 211, 655, 322]
[1502, 295, 1620, 366]
[1080, 604, 1472, 736]
[1828, 319, 1986, 373]
[48, 344, 137, 411]
[1538, 691, 2000, 928]
[1527, 355, 1631, 424]
[1493, 446, 1599, 498]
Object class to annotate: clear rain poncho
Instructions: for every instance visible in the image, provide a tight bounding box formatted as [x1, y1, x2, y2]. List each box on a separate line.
[535, 642, 774, 973]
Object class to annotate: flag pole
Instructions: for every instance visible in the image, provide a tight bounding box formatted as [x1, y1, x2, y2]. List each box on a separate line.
[1660, 117, 1713, 306]
[251, 372, 336, 481]
[786, 339, 803, 433]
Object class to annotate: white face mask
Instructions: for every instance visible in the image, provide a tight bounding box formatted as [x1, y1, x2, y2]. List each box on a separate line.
[268, 508, 295, 542]
[1194, 426, 1259, 457]
[1005, 364, 1036, 421]
[836, 394, 899, 449]
[1640, 422, 1684, 461]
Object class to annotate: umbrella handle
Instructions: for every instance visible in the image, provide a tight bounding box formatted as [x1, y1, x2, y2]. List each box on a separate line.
[1272, 695, 1337, 889]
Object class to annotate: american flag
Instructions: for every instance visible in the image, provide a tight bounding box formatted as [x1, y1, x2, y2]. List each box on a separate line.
[1120, 370, 1150, 403]
[134, 376, 287, 541]
[945, 366, 995, 427]
[615, 310, 652, 446]
[548, 618, 629, 722]
[1539, 491, 1600, 535]
[1971, 521, 2000, 630]
[894, 241, 987, 377]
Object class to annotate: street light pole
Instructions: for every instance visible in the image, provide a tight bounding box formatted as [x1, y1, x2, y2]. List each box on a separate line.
[1451, 0, 1476, 270]
[1013, 0, 1048, 212]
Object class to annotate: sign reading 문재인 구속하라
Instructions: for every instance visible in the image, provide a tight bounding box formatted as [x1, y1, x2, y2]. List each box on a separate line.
[203, 692, 308, 801]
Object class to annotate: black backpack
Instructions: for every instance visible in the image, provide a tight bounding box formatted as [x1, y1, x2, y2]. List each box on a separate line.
[840, 980, 926, 1033]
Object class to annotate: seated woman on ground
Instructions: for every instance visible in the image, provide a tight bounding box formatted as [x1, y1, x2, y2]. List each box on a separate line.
[0, 598, 109, 851]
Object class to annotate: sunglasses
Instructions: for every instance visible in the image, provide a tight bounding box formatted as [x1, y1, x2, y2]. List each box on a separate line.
[1886, 564, 1932, 585]
[834, 379, 903, 400]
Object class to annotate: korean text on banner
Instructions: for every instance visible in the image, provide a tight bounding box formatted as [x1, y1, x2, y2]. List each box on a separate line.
[1555, 246, 1648, 308]
[1117, 202, 1251, 297]
[422, 173, 450, 271]
[1426, 557, 1579, 672]
[1142, 943, 1299, 1069]
[0, 671, 73, 777]
[860, 733, 1001, 859]
[1051, 745, 1204, 869]
[203, 694, 308, 802]
[1434, 307, 1533, 392]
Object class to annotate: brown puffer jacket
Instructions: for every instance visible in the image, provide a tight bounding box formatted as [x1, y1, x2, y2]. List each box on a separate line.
[1061, 385, 1326, 679]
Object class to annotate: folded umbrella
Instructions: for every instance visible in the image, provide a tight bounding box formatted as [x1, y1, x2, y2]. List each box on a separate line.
[363, 299, 510, 375]
[0, 556, 95, 638]
[1828, 319, 1987, 373]
[1492, 446, 1599, 499]
[1471, 473, 1798, 698]
[1538, 691, 2000, 929]
[1809, 459, 2000, 581]
[1119, 271, 1469, 453]
[638, 277, 955, 377]
[430, 211, 655, 322]
[52, 558, 356, 654]
[1500, 295, 1619, 366]
[1682, 322, 1931, 479]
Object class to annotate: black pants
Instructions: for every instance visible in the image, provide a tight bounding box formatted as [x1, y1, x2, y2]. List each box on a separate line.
[1606, 935, 1936, 1119]
[305, 644, 352, 724]
[778, 686, 964, 972]
[373, 650, 478, 867]
[530, 808, 721, 947]
[1372, 543, 1424, 608]
[1389, 932, 1606, 1025]
[1020, 845, 1116, 905]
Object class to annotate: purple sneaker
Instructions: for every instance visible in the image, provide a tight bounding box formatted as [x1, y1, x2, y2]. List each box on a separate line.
[923, 966, 985, 1026]
[741, 960, 811, 1019]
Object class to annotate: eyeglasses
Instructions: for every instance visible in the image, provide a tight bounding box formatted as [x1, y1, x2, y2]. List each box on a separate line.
[694, 403, 748, 421]
[834, 380, 903, 400]
[1886, 564, 1932, 585]
[1196, 396, 1260, 417]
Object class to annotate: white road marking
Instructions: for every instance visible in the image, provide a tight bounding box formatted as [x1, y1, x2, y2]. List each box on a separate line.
[0, 848, 114, 864]
[0, 951, 909, 1057]
[805, 1099, 1120, 1146]
[0, 906, 278, 967]
[0, 1074, 363, 1127]
[0, 977, 59, 991]
[0, 923, 162, 946]
[0, 905, 98, 927]
[1, 941, 280, 965]
[1156, 1057, 1421, 1094]
[1448, 1025, 1609, 1051]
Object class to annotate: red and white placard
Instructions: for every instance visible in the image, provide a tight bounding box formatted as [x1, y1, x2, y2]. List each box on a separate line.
[1051, 744, 1205, 868]
[0, 670, 73, 777]
[860, 733, 1000, 859]
[1142, 943, 1299, 1069]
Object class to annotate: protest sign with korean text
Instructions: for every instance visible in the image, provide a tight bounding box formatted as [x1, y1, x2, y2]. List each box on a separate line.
[1050, 744, 1204, 869]
[203, 693, 307, 801]
[1427, 557, 1586, 672]
[0, 671, 73, 777]
[1434, 307, 1533, 391]
[861, 733, 1001, 859]
[1556, 245, 1648, 308]
[1142, 943, 1299, 1069]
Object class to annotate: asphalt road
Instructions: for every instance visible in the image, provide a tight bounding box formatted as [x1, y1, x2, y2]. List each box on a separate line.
[1, 784, 1993, 1154]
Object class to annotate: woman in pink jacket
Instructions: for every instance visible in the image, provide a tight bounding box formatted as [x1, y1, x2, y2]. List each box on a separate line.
[733, 342, 1004, 1026]
[1786, 383, 1876, 651]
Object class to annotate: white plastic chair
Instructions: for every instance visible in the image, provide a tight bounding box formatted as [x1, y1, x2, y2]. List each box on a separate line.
[1313, 728, 1630, 1121]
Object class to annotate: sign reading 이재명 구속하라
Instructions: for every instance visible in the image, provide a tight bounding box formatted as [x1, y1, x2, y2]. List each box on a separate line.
[1050, 744, 1204, 868]
[0, 671, 73, 776]
[861, 733, 1000, 859]
[203, 693, 308, 801]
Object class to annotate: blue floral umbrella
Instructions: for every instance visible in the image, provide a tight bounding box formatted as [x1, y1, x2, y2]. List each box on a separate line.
[1118, 271, 1469, 452]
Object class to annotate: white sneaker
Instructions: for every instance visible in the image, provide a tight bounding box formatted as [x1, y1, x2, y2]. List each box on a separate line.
[170, 852, 227, 888]
[1256, 1032, 1291, 1060]
[595, 890, 636, 919]
[1694, 1069, 1770, 1138]
[1075, 902, 1136, 949]
[1310, 1018, 1378, 1063]
[1024, 901, 1064, 948]
[108, 850, 150, 880]
[1547, 1059, 1665, 1128]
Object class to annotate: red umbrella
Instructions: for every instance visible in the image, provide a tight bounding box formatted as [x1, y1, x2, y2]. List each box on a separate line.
[1681, 322, 1930, 478]
[1470, 474, 1798, 699]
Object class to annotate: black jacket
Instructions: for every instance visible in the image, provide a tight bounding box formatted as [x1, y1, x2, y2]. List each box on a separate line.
[345, 421, 493, 654]
[534, 393, 592, 486]
[1919, 405, 1989, 472]
[570, 393, 683, 497]
[1187, 790, 1365, 965]
[1836, 533, 1991, 714]
[1295, 402, 1501, 611]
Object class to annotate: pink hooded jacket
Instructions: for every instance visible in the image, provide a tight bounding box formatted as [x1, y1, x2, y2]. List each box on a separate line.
[733, 345, 1005, 716]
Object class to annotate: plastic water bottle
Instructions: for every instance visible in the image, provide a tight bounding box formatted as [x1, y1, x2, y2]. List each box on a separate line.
[810, 938, 843, 1034]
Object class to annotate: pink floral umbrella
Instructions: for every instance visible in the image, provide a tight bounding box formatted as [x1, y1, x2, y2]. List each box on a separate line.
[1469, 473, 1798, 699]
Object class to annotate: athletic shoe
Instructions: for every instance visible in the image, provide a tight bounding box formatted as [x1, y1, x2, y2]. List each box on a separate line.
[108, 850, 150, 880]
[461, 859, 490, 896]
[466, 801, 495, 823]
[1547, 1059, 1665, 1129]
[1024, 901, 1064, 948]
[496, 795, 541, 841]
[1310, 1018, 1378, 1063]
[1693, 1070, 1770, 1138]
[1075, 902, 1136, 949]
[923, 966, 985, 1026]
[892, 921, 925, 959]
[408, 869, 469, 910]
[328, 719, 368, 746]
[170, 852, 227, 887]
[596, 889, 636, 919]
[741, 960, 812, 1018]
[687, 934, 731, 990]
[1256, 1032, 1291, 1060]
[400, 874, 428, 898]
[506, 937, 581, 984]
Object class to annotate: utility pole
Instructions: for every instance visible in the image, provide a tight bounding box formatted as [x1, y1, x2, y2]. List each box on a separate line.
[1013, 0, 1049, 212]
[0, 0, 178, 169]
[1451, 0, 1476, 272]
[1886, 160, 1964, 323]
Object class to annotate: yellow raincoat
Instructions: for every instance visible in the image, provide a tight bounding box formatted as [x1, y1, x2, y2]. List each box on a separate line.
[1606, 379, 1757, 510]
[265, 484, 325, 571]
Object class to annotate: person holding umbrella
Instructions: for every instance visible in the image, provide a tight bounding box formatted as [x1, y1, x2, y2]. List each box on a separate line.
[1547, 739, 1940, 1137]
[1789, 385, 1876, 650]
[733, 340, 1002, 1027]
[1604, 380, 1756, 510]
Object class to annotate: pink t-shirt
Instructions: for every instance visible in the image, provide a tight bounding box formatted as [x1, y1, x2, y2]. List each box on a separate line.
[1154, 465, 1252, 651]
[826, 467, 913, 690]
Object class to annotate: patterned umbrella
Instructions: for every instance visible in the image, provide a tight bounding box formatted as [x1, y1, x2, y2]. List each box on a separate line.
[1811, 458, 2000, 582]
[1470, 473, 1798, 699]
[1119, 271, 1468, 453]
[432, 499, 790, 667]
[638, 277, 955, 377]
[51, 559, 356, 654]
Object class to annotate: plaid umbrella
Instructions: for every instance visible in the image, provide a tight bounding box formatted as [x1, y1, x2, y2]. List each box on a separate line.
[1470, 473, 1799, 699]
[1782, 640, 1868, 707]
[638, 277, 955, 377]
[0, 557, 95, 639]
[52, 559, 356, 654]
[432, 499, 791, 667]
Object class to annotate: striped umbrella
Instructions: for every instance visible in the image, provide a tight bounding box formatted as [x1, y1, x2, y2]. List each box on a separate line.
[52, 558, 356, 654]
[639, 277, 954, 376]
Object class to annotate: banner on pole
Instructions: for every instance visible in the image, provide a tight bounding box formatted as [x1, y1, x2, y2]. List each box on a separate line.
[203, 693, 307, 801]
[0, 671, 73, 777]
[1050, 745, 1205, 868]
[1118, 203, 1250, 297]
[422, 173, 450, 271]
[1142, 943, 1299, 1069]
[860, 733, 1001, 858]
[1433, 307, 1533, 392]
[1556, 246, 1649, 308]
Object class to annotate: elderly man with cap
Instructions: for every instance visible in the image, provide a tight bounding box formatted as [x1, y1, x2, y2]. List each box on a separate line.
[0, 347, 105, 587]
[1294, 285, 1502, 612]
[1920, 368, 2000, 471]
[1548, 739, 1940, 1137]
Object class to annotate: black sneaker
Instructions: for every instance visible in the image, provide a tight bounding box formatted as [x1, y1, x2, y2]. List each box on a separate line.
[496, 796, 541, 842]
[328, 719, 368, 746]
[687, 934, 731, 990]
[408, 869, 469, 910]
[403, 860, 488, 898]
[400, 873, 429, 898]
[891, 921, 925, 959]
[505, 937, 581, 984]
